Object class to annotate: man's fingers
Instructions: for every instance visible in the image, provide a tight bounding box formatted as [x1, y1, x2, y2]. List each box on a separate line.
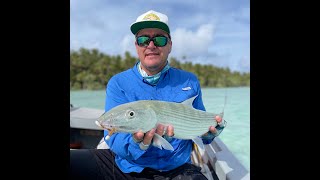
[143, 128, 155, 145]
[209, 126, 217, 134]
[215, 115, 222, 123]
[155, 124, 165, 136]
[134, 125, 174, 148]
[133, 131, 144, 142]
[166, 125, 174, 137]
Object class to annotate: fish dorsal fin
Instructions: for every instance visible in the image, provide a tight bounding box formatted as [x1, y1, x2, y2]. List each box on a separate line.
[192, 137, 205, 150]
[181, 95, 198, 107]
[152, 133, 174, 151]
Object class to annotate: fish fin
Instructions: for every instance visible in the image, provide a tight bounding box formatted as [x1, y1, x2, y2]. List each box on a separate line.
[192, 137, 205, 150]
[181, 95, 198, 107]
[152, 133, 174, 151]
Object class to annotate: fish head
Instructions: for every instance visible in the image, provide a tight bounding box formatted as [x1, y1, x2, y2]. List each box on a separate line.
[97, 102, 157, 133]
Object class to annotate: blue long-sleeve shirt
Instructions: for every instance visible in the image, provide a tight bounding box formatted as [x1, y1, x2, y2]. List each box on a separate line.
[104, 61, 212, 173]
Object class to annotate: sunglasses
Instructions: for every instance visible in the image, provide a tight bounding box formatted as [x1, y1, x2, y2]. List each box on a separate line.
[136, 35, 169, 47]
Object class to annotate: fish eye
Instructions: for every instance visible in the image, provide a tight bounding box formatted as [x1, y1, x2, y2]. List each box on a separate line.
[127, 110, 135, 119]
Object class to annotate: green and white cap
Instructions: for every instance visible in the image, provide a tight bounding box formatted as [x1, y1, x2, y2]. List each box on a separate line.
[130, 10, 170, 35]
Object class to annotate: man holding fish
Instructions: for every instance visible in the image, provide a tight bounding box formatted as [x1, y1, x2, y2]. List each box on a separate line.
[70, 10, 226, 180]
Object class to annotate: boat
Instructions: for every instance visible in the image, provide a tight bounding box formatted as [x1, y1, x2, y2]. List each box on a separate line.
[70, 105, 250, 180]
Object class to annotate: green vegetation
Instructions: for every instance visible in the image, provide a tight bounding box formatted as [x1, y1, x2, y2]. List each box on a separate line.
[70, 48, 250, 90]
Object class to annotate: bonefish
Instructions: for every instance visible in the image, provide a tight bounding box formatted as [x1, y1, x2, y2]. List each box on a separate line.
[95, 95, 226, 151]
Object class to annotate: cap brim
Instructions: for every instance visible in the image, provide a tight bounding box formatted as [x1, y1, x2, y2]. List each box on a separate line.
[130, 21, 170, 35]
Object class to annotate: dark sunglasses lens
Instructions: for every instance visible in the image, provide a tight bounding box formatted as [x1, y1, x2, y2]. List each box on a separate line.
[154, 36, 167, 47]
[137, 36, 150, 46]
[137, 36, 168, 47]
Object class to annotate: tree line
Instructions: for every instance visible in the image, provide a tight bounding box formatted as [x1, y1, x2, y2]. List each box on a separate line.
[70, 48, 250, 90]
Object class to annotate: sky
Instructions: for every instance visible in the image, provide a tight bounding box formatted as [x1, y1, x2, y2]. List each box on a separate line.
[70, 0, 250, 73]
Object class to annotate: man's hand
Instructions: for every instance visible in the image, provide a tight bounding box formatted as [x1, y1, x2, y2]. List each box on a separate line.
[209, 115, 222, 134]
[133, 124, 174, 149]
[202, 115, 223, 137]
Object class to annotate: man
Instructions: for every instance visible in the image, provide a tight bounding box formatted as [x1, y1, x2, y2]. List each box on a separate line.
[70, 10, 225, 180]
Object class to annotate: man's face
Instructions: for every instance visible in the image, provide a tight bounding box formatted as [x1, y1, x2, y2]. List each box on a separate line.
[135, 28, 172, 75]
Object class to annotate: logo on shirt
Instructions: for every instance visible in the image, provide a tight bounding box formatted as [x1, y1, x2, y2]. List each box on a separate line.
[182, 87, 191, 91]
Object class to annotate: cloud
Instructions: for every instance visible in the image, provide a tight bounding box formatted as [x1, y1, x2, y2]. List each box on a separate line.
[170, 24, 215, 59]
[120, 35, 136, 55]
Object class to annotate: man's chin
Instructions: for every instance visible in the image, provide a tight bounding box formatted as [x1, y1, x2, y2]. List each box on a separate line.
[145, 56, 160, 61]
[143, 59, 161, 67]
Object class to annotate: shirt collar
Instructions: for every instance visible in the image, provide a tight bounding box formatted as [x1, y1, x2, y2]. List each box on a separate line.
[137, 61, 170, 85]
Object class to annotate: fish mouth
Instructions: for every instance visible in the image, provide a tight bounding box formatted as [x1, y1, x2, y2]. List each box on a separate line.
[97, 113, 135, 132]
[106, 125, 134, 133]
[106, 125, 125, 131]
[102, 124, 117, 131]
[105, 126, 132, 137]
[100, 124, 125, 132]
[97, 113, 116, 129]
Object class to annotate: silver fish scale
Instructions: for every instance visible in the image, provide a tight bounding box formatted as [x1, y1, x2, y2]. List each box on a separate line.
[147, 101, 219, 140]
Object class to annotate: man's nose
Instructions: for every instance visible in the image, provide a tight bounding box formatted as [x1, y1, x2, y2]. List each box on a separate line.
[147, 40, 156, 49]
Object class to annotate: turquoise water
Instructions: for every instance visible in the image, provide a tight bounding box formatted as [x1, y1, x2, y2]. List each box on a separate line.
[70, 87, 250, 171]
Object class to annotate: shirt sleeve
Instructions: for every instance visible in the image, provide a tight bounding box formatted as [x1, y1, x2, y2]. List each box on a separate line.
[192, 86, 206, 111]
[104, 77, 128, 112]
[191, 75, 205, 111]
[104, 131, 147, 160]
